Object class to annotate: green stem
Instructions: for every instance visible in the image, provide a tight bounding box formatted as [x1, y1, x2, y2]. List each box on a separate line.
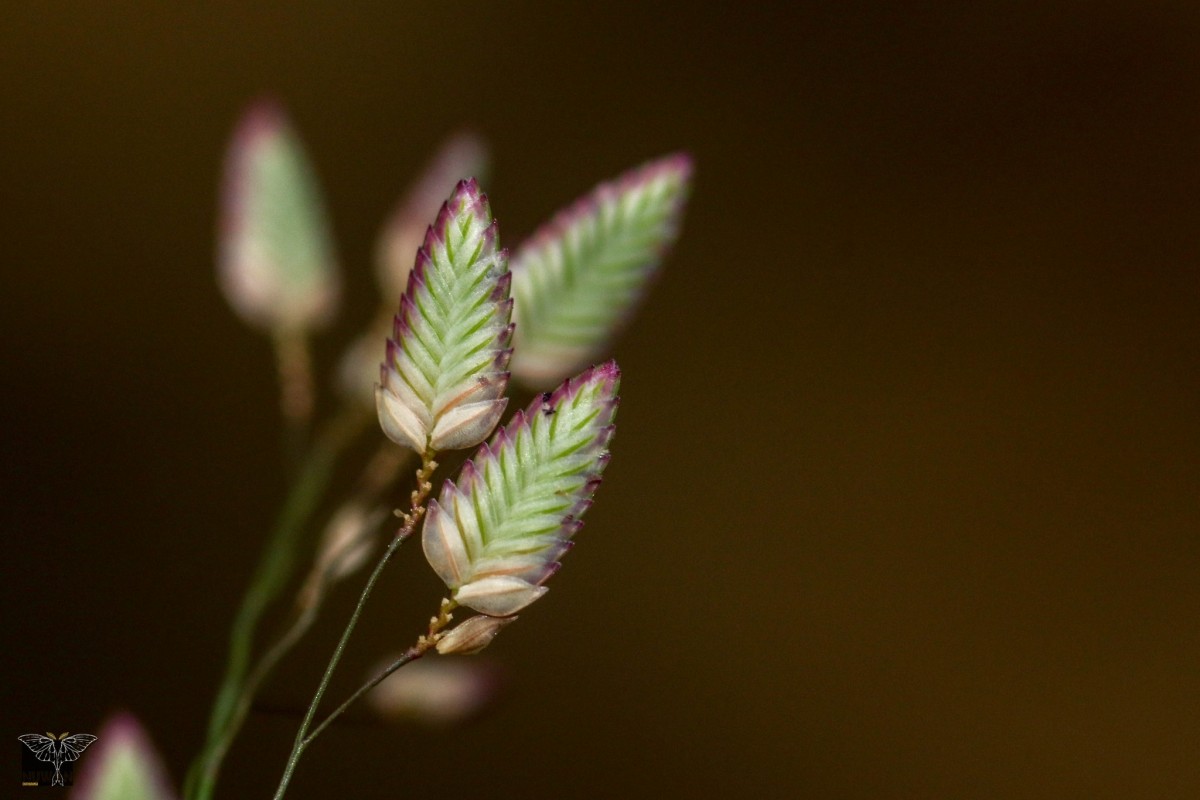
[301, 595, 456, 748]
[273, 328, 316, 470]
[272, 454, 436, 800]
[191, 602, 316, 798]
[185, 408, 367, 800]
[302, 647, 423, 747]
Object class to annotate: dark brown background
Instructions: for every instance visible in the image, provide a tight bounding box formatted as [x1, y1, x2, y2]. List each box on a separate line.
[3, 1, 1198, 797]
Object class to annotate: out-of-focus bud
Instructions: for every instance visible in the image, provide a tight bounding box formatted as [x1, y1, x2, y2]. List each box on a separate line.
[315, 503, 381, 581]
[298, 503, 384, 609]
[71, 712, 175, 800]
[510, 154, 692, 387]
[337, 319, 389, 408]
[375, 132, 488, 302]
[367, 657, 500, 726]
[435, 614, 516, 655]
[217, 99, 339, 333]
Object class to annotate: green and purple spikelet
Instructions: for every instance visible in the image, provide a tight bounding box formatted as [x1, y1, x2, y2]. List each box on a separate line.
[376, 179, 514, 454]
[423, 361, 620, 617]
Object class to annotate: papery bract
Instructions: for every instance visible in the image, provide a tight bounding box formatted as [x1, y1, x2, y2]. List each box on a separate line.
[435, 614, 517, 655]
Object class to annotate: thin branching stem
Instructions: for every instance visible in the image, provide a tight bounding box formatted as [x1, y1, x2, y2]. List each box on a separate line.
[302, 595, 458, 746]
[192, 593, 317, 797]
[187, 439, 412, 800]
[272, 453, 438, 800]
[185, 406, 368, 800]
[301, 647, 422, 746]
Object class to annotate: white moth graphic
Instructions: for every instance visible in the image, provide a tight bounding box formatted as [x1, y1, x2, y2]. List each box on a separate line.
[19, 732, 97, 786]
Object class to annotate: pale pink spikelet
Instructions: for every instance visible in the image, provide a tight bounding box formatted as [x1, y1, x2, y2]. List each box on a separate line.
[70, 712, 175, 800]
[367, 657, 501, 726]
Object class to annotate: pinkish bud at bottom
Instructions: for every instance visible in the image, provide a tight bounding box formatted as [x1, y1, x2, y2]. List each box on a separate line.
[436, 614, 517, 655]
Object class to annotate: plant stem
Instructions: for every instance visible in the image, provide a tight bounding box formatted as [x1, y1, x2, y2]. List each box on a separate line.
[301, 595, 457, 746]
[272, 454, 437, 800]
[187, 440, 411, 800]
[302, 647, 423, 746]
[185, 407, 367, 800]
[273, 328, 315, 469]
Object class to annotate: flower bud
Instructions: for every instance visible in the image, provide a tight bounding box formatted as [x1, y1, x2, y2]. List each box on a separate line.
[217, 99, 339, 333]
[71, 713, 175, 800]
[435, 614, 517, 655]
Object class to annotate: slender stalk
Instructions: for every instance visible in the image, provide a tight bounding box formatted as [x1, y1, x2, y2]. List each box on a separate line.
[302, 596, 457, 746]
[273, 328, 316, 467]
[301, 647, 423, 746]
[272, 454, 437, 800]
[185, 407, 368, 800]
[186, 441, 412, 800]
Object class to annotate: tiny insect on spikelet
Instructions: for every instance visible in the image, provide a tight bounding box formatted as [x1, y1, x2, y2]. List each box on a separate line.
[510, 154, 692, 387]
[423, 361, 620, 617]
[376, 179, 514, 454]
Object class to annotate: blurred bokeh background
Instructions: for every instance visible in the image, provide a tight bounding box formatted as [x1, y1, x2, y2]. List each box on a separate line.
[3, 1, 1198, 797]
